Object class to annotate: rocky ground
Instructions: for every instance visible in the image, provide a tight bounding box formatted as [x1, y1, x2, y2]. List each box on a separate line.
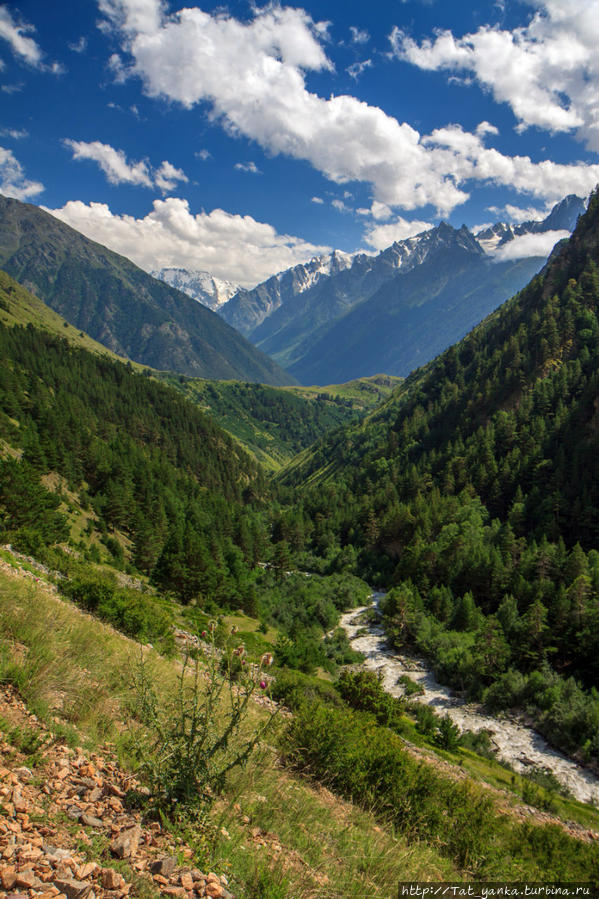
[0, 685, 235, 899]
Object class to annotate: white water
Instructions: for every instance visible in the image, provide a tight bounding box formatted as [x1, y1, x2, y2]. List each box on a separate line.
[339, 595, 599, 805]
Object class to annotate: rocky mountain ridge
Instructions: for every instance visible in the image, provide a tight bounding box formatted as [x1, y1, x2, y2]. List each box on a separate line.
[150, 268, 239, 311]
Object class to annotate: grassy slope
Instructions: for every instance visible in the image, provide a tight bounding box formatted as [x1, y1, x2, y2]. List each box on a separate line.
[0, 562, 459, 897]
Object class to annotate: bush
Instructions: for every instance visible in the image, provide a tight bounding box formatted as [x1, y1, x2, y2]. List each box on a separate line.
[132, 632, 278, 816]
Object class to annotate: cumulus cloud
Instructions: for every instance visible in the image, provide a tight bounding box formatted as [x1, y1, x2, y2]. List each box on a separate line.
[311, 195, 324, 204]
[69, 36, 88, 53]
[65, 139, 152, 186]
[491, 228, 569, 260]
[0, 146, 44, 200]
[0, 127, 27, 139]
[64, 139, 187, 192]
[363, 216, 435, 250]
[488, 202, 550, 223]
[45, 197, 330, 287]
[97, 0, 599, 215]
[154, 159, 188, 191]
[391, 0, 599, 149]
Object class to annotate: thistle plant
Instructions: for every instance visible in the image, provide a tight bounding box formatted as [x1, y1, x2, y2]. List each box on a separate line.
[132, 624, 277, 815]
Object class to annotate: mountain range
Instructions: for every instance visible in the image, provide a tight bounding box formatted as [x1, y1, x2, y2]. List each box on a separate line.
[213, 195, 585, 384]
[0, 196, 294, 386]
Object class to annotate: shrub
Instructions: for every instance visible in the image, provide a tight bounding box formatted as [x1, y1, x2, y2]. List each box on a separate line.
[132, 631, 278, 816]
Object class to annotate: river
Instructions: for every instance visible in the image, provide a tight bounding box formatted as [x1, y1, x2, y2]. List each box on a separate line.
[339, 594, 599, 805]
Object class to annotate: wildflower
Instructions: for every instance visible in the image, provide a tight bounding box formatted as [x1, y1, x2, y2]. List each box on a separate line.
[261, 652, 274, 668]
[231, 625, 238, 634]
[209, 620, 217, 632]
[259, 680, 267, 689]
[201, 630, 207, 638]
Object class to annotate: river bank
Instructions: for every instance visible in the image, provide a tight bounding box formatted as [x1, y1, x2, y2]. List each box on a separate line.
[339, 595, 599, 805]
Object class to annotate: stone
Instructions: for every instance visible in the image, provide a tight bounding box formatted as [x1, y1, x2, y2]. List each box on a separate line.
[15, 868, 39, 888]
[0, 864, 17, 889]
[180, 871, 194, 890]
[53, 878, 93, 899]
[101, 868, 126, 890]
[205, 883, 224, 899]
[66, 806, 82, 822]
[80, 814, 103, 829]
[150, 856, 177, 877]
[76, 862, 98, 880]
[110, 825, 142, 859]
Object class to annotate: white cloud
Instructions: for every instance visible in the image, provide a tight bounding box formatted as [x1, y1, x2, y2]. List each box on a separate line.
[0, 5, 43, 66]
[0, 146, 44, 200]
[311, 195, 324, 204]
[349, 26, 369, 45]
[423, 124, 599, 205]
[0, 5, 63, 73]
[391, 1, 599, 149]
[99, 0, 599, 215]
[363, 216, 435, 250]
[347, 59, 372, 80]
[195, 148, 211, 161]
[491, 229, 569, 260]
[45, 197, 330, 288]
[234, 161, 261, 174]
[69, 36, 88, 53]
[64, 138, 188, 192]
[154, 159, 188, 191]
[331, 198, 351, 213]
[65, 138, 152, 186]
[489, 202, 550, 223]
[0, 127, 27, 139]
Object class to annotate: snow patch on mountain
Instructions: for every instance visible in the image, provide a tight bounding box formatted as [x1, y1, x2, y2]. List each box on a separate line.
[152, 267, 239, 310]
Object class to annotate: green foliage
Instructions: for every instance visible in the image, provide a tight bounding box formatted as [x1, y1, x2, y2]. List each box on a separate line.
[131, 633, 277, 816]
[257, 569, 369, 674]
[158, 375, 372, 470]
[63, 572, 174, 651]
[284, 700, 599, 878]
[0, 458, 68, 546]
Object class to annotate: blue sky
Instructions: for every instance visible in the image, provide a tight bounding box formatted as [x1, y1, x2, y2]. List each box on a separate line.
[1, 0, 599, 286]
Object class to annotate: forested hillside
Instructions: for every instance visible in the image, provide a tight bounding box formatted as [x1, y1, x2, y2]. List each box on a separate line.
[0, 314, 273, 607]
[279, 189, 599, 762]
[0, 195, 295, 385]
[157, 373, 400, 469]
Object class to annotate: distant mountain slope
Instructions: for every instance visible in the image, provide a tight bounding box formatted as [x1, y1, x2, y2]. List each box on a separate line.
[0, 266, 394, 471]
[157, 372, 401, 470]
[0, 195, 295, 385]
[219, 249, 354, 336]
[289, 228, 544, 383]
[282, 189, 599, 548]
[220, 197, 583, 385]
[151, 267, 239, 310]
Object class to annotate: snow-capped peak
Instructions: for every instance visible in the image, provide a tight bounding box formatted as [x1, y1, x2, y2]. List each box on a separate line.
[151, 267, 240, 310]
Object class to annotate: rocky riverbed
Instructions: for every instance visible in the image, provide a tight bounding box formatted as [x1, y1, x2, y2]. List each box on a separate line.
[340, 595, 599, 805]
